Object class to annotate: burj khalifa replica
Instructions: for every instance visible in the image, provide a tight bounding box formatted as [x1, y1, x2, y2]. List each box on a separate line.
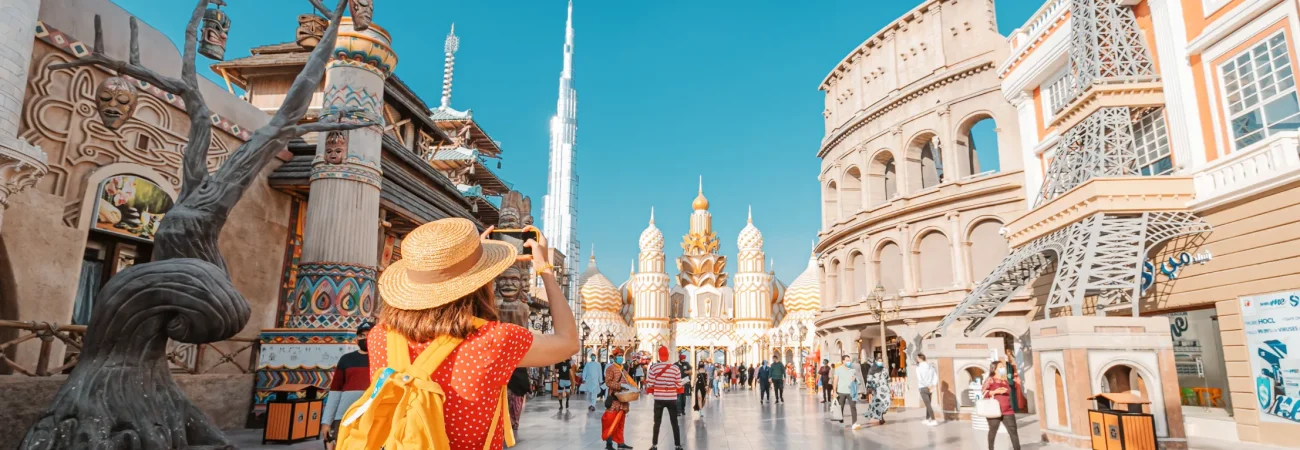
[543, 0, 580, 304]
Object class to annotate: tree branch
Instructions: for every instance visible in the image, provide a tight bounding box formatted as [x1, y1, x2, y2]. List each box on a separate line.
[284, 120, 379, 137]
[180, 0, 209, 91]
[307, 0, 335, 19]
[176, 0, 216, 201]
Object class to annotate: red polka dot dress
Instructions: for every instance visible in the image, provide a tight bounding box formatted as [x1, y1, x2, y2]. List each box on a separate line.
[367, 321, 534, 450]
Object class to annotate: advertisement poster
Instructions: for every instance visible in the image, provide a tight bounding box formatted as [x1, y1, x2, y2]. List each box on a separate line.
[94, 175, 174, 241]
[1241, 290, 1300, 424]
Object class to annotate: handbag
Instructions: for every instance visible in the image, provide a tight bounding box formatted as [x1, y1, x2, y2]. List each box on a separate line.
[830, 397, 844, 421]
[976, 388, 1003, 418]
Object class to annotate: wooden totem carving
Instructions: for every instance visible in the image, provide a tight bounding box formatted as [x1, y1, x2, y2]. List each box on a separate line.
[18, 1, 374, 449]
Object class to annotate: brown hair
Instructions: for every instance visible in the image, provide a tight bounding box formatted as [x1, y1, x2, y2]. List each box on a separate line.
[381, 284, 498, 342]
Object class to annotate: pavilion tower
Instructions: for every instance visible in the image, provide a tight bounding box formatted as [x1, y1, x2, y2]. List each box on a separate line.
[733, 207, 773, 363]
[633, 208, 672, 353]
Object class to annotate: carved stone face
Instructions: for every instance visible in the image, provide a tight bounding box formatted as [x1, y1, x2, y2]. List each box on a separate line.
[349, 0, 373, 31]
[96, 77, 137, 130]
[523, 214, 534, 227]
[296, 14, 328, 49]
[199, 8, 230, 61]
[497, 207, 521, 229]
[496, 267, 525, 302]
[324, 131, 348, 164]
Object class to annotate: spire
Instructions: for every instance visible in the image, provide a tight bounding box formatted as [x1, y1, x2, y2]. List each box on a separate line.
[590, 243, 596, 263]
[650, 206, 655, 224]
[561, 0, 574, 77]
[747, 205, 753, 224]
[692, 176, 709, 211]
[440, 24, 459, 110]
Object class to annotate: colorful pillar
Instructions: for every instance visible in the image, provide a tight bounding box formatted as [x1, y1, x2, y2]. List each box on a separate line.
[253, 18, 396, 423]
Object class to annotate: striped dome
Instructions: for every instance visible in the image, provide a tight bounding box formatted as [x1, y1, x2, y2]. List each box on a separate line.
[782, 255, 821, 313]
[580, 257, 622, 312]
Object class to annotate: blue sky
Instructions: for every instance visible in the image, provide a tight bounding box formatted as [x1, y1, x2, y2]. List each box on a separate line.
[112, 0, 1045, 287]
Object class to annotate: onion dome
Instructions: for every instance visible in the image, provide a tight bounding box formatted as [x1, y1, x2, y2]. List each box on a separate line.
[737, 206, 763, 251]
[783, 255, 822, 313]
[579, 253, 622, 312]
[639, 207, 664, 251]
[692, 176, 709, 211]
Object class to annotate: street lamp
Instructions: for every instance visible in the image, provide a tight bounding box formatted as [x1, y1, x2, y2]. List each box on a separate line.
[866, 282, 900, 366]
[580, 322, 591, 362]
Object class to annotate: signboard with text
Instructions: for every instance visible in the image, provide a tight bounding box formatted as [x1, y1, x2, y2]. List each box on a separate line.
[1241, 290, 1300, 424]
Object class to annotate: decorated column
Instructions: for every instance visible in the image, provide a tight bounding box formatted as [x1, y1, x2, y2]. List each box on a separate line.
[0, 0, 49, 228]
[633, 208, 672, 354]
[254, 16, 396, 422]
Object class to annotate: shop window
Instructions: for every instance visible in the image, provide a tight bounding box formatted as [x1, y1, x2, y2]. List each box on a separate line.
[71, 174, 173, 325]
[1220, 31, 1300, 150]
[1133, 108, 1173, 175]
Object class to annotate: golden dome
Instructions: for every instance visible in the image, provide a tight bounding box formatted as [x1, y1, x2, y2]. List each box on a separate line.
[783, 256, 822, 313]
[692, 192, 709, 211]
[692, 176, 709, 210]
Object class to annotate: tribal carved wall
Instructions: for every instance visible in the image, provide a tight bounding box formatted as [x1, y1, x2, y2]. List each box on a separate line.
[19, 42, 241, 229]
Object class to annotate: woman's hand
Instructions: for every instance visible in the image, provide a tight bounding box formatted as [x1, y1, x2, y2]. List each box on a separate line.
[523, 225, 549, 265]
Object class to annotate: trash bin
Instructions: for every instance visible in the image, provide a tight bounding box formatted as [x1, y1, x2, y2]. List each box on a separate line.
[262, 383, 324, 445]
[1087, 392, 1156, 450]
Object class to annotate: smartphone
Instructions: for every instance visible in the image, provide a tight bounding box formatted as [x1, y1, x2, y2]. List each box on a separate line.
[490, 229, 536, 255]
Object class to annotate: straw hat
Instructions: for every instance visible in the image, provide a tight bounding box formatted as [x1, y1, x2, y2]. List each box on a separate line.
[379, 218, 517, 310]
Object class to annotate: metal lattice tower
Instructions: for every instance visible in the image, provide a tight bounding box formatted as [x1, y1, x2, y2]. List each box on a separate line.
[927, 0, 1208, 339]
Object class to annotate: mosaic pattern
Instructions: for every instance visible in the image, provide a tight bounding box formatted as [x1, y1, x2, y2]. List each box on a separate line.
[275, 199, 306, 326]
[33, 21, 254, 141]
[331, 32, 397, 77]
[322, 84, 383, 125]
[286, 262, 377, 329]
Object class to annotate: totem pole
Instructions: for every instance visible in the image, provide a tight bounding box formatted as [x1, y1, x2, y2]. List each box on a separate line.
[19, 2, 373, 448]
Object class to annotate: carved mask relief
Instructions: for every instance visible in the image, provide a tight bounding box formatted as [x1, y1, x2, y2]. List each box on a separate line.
[349, 0, 373, 31]
[495, 267, 525, 303]
[199, 7, 231, 61]
[324, 131, 349, 164]
[96, 77, 138, 130]
[296, 14, 328, 49]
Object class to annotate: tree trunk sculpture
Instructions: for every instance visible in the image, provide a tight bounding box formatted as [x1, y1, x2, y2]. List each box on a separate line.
[20, 1, 374, 448]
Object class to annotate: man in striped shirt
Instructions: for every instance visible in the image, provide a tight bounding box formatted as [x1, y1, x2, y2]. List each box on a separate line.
[646, 345, 683, 450]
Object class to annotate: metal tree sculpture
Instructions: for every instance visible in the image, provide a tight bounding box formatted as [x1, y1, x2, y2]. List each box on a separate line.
[20, 1, 373, 448]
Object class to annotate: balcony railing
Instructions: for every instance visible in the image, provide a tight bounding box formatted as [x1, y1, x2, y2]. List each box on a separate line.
[1192, 132, 1300, 209]
[0, 319, 259, 376]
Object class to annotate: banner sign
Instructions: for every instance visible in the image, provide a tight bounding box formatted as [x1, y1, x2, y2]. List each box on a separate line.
[1241, 290, 1300, 424]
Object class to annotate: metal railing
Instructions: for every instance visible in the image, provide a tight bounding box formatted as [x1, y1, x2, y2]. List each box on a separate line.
[0, 319, 259, 376]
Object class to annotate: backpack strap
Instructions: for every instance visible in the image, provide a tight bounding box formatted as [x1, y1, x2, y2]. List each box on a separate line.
[483, 386, 515, 450]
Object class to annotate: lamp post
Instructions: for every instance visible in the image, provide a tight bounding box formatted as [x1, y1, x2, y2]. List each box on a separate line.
[580, 322, 591, 363]
[797, 323, 808, 377]
[866, 282, 900, 365]
[600, 331, 614, 361]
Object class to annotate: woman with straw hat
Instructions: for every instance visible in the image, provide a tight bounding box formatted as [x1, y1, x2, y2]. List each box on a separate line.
[364, 218, 579, 450]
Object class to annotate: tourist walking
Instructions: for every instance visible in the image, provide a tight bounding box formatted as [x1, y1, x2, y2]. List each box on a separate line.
[506, 366, 531, 432]
[632, 361, 646, 388]
[818, 359, 832, 404]
[646, 346, 683, 450]
[862, 356, 892, 426]
[320, 322, 372, 450]
[338, 219, 579, 450]
[748, 364, 756, 388]
[555, 358, 576, 410]
[916, 353, 939, 426]
[832, 355, 861, 430]
[693, 361, 711, 417]
[769, 355, 786, 403]
[603, 349, 636, 450]
[983, 361, 1022, 450]
[708, 361, 721, 398]
[582, 356, 604, 411]
[757, 361, 772, 402]
[675, 354, 692, 416]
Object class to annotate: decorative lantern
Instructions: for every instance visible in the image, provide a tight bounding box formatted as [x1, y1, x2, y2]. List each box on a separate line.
[199, 5, 231, 61]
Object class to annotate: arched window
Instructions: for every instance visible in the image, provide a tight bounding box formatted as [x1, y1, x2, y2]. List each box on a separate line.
[868, 150, 898, 206]
[876, 241, 904, 296]
[827, 259, 841, 305]
[1054, 369, 1069, 427]
[909, 132, 943, 189]
[850, 251, 867, 302]
[968, 219, 1009, 283]
[917, 231, 953, 290]
[956, 115, 1002, 178]
[824, 181, 839, 227]
[841, 166, 863, 217]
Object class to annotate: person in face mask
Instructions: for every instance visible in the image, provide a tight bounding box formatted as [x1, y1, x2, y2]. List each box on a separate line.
[983, 361, 1022, 450]
[321, 322, 373, 449]
[602, 348, 635, 450]
[861, 356, 892, 426]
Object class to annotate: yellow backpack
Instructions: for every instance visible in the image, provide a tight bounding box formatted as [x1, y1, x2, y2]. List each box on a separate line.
[335, 320, 515, 450]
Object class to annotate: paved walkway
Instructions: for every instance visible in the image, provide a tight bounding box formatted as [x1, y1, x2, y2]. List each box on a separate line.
[228, 385, 1284, 450]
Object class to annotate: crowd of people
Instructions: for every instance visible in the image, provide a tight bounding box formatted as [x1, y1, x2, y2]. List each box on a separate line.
[306, 217, 1025, 450]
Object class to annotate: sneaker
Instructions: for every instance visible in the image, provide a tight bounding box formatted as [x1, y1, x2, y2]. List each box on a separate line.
[852, 423, 862, 430]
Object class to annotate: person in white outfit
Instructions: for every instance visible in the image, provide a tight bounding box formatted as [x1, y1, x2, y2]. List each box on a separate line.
[916, 353, 939, 426]
[581, 356, 605, 411]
